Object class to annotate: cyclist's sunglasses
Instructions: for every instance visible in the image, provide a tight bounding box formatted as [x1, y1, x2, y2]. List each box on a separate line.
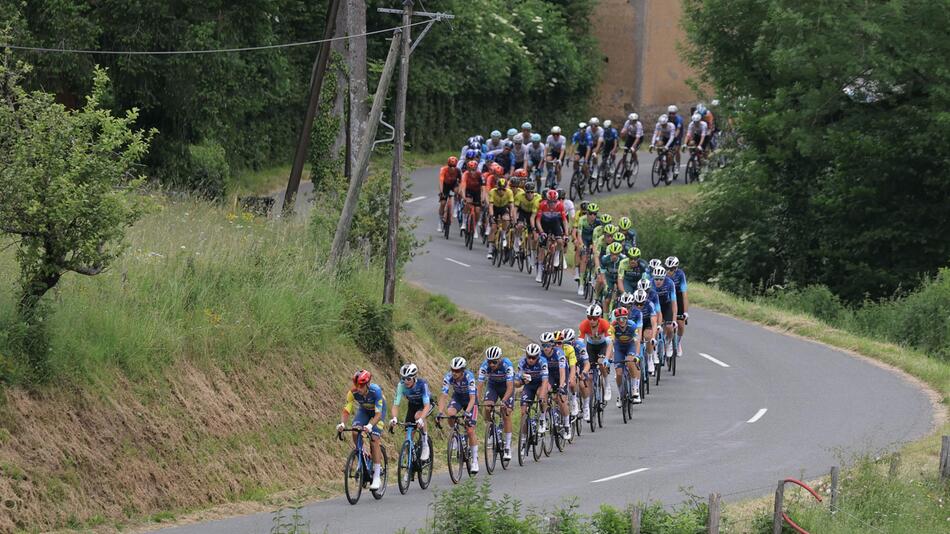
[526, 354, 538, 360]
[540, 343, 554, 349]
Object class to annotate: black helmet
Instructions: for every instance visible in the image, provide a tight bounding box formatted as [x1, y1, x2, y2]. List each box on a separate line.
[556, 188, 565, 200]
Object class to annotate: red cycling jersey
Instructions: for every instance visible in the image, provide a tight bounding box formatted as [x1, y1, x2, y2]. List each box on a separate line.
[461, 170, 483, 193]
[535, 199, 567, 224]
[578, 318, 612, 345]
[440, 165, 461, 187]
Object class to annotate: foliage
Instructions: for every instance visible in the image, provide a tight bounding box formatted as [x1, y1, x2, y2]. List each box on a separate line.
[341, 295, 394, 359]
[269, 504, 311, 534]
[307, 54, 345, 195]
[682, 0, 950, 303]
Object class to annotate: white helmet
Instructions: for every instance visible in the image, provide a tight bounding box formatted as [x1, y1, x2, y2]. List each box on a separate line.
[525, 343, 542, 357]
[619, 292, 634, 306]
[513, 133, 524, 143]
[633, 289, 648, 304]
[628, 113, 639, 121]
[637, 278, 651, 292]
[586, 303, 603, 318]
[711, 99, 720, 107]
[653, 266, 667, 278]
[490, 130, 501, 139]
[648, 258, 663, 270]
[521, 121, 532, 130]
[668, 105, 678, 113]
[485, 346, 503, 361]
[603, 119, 612, 128]
[451, 357, 468, 370]
[507, 128, 518, 137]
[666, 256, 680, 269]
[578, 122, 587, 129]
[691, 113, 702, 123]
[561, 328, 576, 342]
[658, 115, 669, 125]
[551, 126, 561, 134]
[400, 363, 418, 379]
[539, 331, 556, 344]
[589, 117, 600, 126]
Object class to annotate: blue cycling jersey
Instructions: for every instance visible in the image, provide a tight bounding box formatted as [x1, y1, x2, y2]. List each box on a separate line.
[569, 340, 589, 362]
[478, 358, 515, 384]
[613, 316, 643, 346]
[442, 370, 477, 397]
[603, 127, 620, 142]
[635, 301, 657, 320]
[572, 130, 593, 147]
[517, 357, 549, 383]
[394, 378, 431, 406]
[654, 276, 678, 303]
[671, 268, 688, 293]
[544, 348, 567, 371]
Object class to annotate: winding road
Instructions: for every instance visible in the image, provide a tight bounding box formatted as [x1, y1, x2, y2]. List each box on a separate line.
[157, 160, 934, 534]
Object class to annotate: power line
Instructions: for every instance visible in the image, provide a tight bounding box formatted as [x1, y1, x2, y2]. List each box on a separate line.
[0, 19, 435, 56]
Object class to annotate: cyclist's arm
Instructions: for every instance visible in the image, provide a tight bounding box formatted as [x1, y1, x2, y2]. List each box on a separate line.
[341, 390, 355, 426]
[419, 382, 433, 419]
[390, 382, 404, 419]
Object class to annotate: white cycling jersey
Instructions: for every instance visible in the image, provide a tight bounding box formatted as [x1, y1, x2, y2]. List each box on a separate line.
[686, 121, 708, 138]
[652, 122, 676, 147]
[586, 126, 604, 141]
[545, 135, 566, 154]
[622, 120, 644, 138]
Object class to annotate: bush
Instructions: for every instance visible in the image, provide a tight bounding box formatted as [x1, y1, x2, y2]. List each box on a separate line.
[765, 285, 849, 325]
[341, 294, 394, 359]
[158, 140, 231, 199]
[424, 480, 546, 534]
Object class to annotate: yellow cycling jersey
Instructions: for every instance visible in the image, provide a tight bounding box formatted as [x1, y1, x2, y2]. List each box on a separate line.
[563, 344, 578, 367]
[488, 188, 514, 208]
[514, 190, 541, 214]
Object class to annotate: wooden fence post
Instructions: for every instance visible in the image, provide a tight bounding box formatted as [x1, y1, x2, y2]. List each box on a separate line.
[772, 480, 785, 534]
[707, 493, 721, 534]
[830, 466, 840, 513]
[889, 452, 901, 479]
[630, 504, 642, 534]
[939, 435, 950, 481]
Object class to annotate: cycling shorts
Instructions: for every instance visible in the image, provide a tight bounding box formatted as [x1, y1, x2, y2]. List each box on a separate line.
[491, 206, 511, 221]
[586, 342, 608, 363]
[660, 299, 675, 323]
[448, 395, 477, 426]
[520, 382, 542, 404]
[603, 141, 616, 154]
[354, 408, 384, 437]
[464, 189, 482, 206]
[671, 135, 683, 147]
[625, 135, 642, 150]
[517, 208, 534, 227]
[404, 400, 425, 423]
[484, 381, 513, 409]
[641, 312, 653, 330]
[575, 145, 591, 159]
[548, 149, 562, 160]
[676, 290, 686, 318]
[540, 218, 564, 237]
[612, 342, 640, 365]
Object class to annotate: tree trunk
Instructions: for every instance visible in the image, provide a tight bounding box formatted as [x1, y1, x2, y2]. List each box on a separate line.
[348, 0, 368, 173]
[17, 267, 61, 318]
[329, 1, 349, 164]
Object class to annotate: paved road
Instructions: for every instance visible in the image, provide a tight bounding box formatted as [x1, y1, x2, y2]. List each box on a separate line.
[159, 159, 934, 534]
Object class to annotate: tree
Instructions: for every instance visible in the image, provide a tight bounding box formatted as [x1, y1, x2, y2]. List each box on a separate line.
[0, 53, 154, 318]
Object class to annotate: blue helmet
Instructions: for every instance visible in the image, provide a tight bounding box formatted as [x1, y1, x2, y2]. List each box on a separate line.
[468, 141, 480, 150]
[465, 149, 478, 159]
[696, 104, 707, 116]
[531, 133, 542, 142]
[485, 153, 495, 162]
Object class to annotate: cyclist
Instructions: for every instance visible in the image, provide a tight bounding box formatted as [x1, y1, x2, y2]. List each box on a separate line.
[621, 112, 644, 162]
[632, 289, 659, 375]
[650, 114, 677, 182]
[611, 307, 643, 406]
[486, 129, 504, 153]
[517, 342, 549, 426]
[506, 127, 519, 142]
[683, 113, 709, 166]
[539, 331, 571, 440]
[438, 156, 462, 233]
[601, 119, 620, 169]
[389, 363, 433, 461]
[557, 188, 575, 222]
[562, 328, 591, 421]
[618, 246, 648, 294]
[667, 105, 685, 178]
[579, 303, 614, 402]
[463, 148, 481, 171]
[337, 370, 386, 490]
[599, 241, 625, 314]
[586, 117, 604, 170]
[527, 133, 546, 182]
[477, 346, 515, 460]
[571, 122, 593, 182]
[438, 356, 480, 473]
[545, 126, 567, 183]
[534, 189, 570, 284]
[592, 222, 617, 272]
[573, 202, 600, 292]
[487, 177, 515, 260]
[618, 216, 638, 248]
[652, 266, 679, 361]
[553, 331, 578, 417]
[591, 213, 613, 249]
[520, 121, 533, 145]
[637, 277, 662, 368]
[696, 103, 716, 150]
[490, 141, 517, 176]
[460, 160, 485, 239]
[514, 179, 540, 259]
[666, 256, 689, 358]
[512, 134, 528, 173]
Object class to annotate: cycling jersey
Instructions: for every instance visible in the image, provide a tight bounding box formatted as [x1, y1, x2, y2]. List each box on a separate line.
[442, 370, 477, 398]
[600, 253, 622, 281]
[618, 257, 649, 291]
[461, 170, 483, 194]
[702, 110, 715, 132]
[568, 340, 589, 365]
[544, 348, 567, 387]
[601, 127, 619, 149]
[622, 120, 644, 138]
[477, 358, 515, 385]
[488, 188, 514, 208]
[572, 130, 593, 148]
[485, 139, 504, 153]
[634, 302, 657, 329]
[671, 268, 688, 313]
[546, 135, 566, 156]
[686, 121, 708, 139]
[579, 318, 612, 345]
[562, 343, 578, 368]
[576, 215, 600, 246]
[518, 357, 549, 384]
[344, 383, 386, 414]
[669, 114, 685, 139]
[585, 126, 604, 142]
[623, 228, 638, 247]
[514, 190, 540, 214]
[394, 378, 431, 407]
[512, 144, 528, 166]
[527, 143, 545, 164]
[591, 223, 607, 243]
[562, 199, 575, 221]
[646, 286, 661, 317]
[613, 316, 642, 346]
[654, 276, 678, 303]
[652, 122, 676, 147]
[489, 149, 516, 174]
[592, 235, 611, 259]
[536, 199, 567, 236]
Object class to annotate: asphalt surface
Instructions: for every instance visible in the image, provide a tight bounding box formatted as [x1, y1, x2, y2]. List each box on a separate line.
[158, 157, 934, 534]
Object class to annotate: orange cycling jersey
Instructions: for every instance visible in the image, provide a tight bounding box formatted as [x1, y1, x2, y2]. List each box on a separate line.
[440, 166, 461, 188]
[578, 318, 612, 345]
[460, 170, 483, 193]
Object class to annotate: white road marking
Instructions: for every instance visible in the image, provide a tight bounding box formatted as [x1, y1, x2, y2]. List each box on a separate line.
[699, 352, 730, 368]
[445, 257, 471, 268]
[590, 467, 650, 484]
[562, 299, 589, 308]
[747, 408, 768, 424]
[406, 195, 427, 204]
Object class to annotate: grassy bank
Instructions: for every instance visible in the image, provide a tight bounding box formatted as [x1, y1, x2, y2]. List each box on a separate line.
[0, 198, 526, 532]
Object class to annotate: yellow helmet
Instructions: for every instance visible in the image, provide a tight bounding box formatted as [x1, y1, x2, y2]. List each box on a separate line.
[607, 242, 623, 255]
[619, 216, 632, 231]
[613, 232, 626, 242]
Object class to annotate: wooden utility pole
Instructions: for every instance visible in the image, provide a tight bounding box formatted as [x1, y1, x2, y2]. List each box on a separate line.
[707, 493, 721, 534]
[283, 0, 343, 216]
[328, 32, 402, 269]
[382, 0, 413, 305]
[829, 466, 840, 512]
[772, 480, 785, 534]
[348, 0, 368, 175]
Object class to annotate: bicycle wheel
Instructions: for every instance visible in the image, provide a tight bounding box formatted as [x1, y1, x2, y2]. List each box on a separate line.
[651, 157, 663, 187]
[531, 417, 542, 461]
[588, 386, 597, 433]
[596, 378, 605, 428]
[686, 156, 699, 185]
[671, 352, 677, 376]
[602, 161, 613, 191]
[654, 349, 662, 385]
[443, 212, 451, 239]
[542, 409, 554, 457]
[625, 386, 634, 421]
[517, 417, 529, 466]
[553, 413, 565, 452]
[371, 446, 388, 500]
[506, 236, 516, 267]
[621, 375, 630, 424]
[344, 449, 363, 505]
[484, 421, 497, 474]
[587, 169, 598, 195]
[447, 434, 463, 484]
[613, 160, 624, 189]
[574, 397, 583, 437]
[627, 158, 639, 188]
[465, 217, 474, 250]
[397, 440, 411, 495]
[542, 254, 553, 290]
[418, 434, 433, 489]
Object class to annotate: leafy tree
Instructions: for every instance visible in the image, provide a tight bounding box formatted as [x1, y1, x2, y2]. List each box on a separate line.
[0, 54, 153, 318]
[682, 0, 950, 301]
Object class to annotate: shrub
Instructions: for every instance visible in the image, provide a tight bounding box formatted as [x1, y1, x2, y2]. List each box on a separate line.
[341, 294, 394, 359]
[765, 285, 849, 325]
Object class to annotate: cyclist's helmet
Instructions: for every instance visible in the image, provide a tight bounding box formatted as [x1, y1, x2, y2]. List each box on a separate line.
[614, 306, 629, 319]
[524, 182, 536, 192]
[579, 201, 590, 213]
[653, 266, 667, 278]
[485, 153, 495, 162]
[465, 149, 477, 160]
[539, 331, 556, 344]
[600, 214, 613, 225]
[556, 188, 565, 200]
[468, 141, 480, 150]
[448, 156, 459, 167]
[613, 232, 626, 242]
[649, 258, 663, 270]
[627, 246, 642, 259]
[490, 130, 502, 139]
[507, 128, 518, 138]
[522, 121, 532, 130]
[696, 103, 707, 116]
[587, 202, 599, 214]
[553, 331, 564, 343]
[510, 177, 522, 188]
[485, 346, 503, 361]
[353, 369, 372, 386]
[513, 168, 528, 178]
[503, 140, 514, 149]
[561, 328, 576, 342]
[604, 119, 612, 128]
[668, 105, 678, 113]
[450, 356, 467, 370]
[475, 135, 485, 144]
[666, 256, 680, 269]
[466, 160, 478, 170]
[607, 242, 623, 255]
[586, 303, 603, 318]
[618, 216, 632, 230]
[492, 163, 504, 175]
[551, 126, 561, 134]
[496, 178, 507, 189]
[628, 113, 639, 121]
[513, 133, 523, 144]
[619, 292, 634, 306]
[525, 343, 542, 357]
[603, 224, 618, 235]
[659, 114, 669, 125]
[399, 363, 418, 379]
[691, 113, 702, 123]
[589, 117, 600, 126]
[633, 289, 648, 304]
[545, 189, 558, 201]
[579, 122, 587, 130]
[531, 133, 542, 143]
[637, 278, 651, 292]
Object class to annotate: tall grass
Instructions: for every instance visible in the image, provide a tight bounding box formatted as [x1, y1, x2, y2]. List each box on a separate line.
[0, 200, 383, 385]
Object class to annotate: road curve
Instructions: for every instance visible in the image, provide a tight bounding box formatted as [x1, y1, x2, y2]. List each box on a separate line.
[157, 162, 934, 534]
